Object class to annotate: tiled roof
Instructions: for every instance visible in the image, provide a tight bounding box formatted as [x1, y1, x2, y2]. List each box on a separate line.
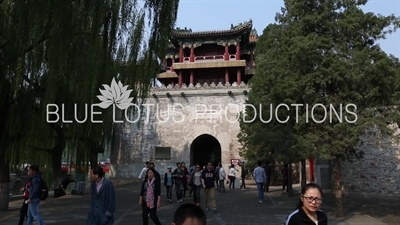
[172, 20, 253, 38]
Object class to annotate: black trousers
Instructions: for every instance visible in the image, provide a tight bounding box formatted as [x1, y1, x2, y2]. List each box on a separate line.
[18, 197, 28, 225]
[166, 185, 172, 199]
[240, 177, 246, 189]
[141, 202, 161, 225]
[264, 177, 271, 192]
[282, 179, 288, 192]
[193, 185, 201, 203]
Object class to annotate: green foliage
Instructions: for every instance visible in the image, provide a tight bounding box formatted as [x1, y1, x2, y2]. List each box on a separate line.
[239, 0, 400, 165]
[0, 0, 179, 173]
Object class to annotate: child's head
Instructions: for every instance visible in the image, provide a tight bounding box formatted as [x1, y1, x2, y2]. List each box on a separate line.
[171, 203, 206, 225]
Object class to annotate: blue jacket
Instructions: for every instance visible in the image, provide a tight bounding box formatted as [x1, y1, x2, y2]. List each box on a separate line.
[29, 174, 41, 201]
[87, 178, 116, 225]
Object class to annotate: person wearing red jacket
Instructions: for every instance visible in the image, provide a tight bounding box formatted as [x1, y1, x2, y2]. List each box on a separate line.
[181, 162, 189, 198]
[18, 179, 30, 225]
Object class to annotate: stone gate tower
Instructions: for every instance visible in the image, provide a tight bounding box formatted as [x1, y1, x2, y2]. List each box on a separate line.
[111, 20, 257, 176]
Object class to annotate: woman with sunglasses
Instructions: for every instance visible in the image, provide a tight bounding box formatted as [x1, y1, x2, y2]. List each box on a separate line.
[284, 183, 328, 225]
[189, 164, 202, 206]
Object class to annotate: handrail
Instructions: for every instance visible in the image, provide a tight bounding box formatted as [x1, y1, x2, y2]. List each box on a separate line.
[194, 55, 224, 61]
[180, 54, 241, 63]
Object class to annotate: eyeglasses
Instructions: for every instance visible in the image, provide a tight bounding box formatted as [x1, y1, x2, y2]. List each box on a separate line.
[302, 195, 323, 204]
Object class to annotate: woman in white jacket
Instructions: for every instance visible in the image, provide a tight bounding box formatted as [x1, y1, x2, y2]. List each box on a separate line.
[228, 165, 237, 190]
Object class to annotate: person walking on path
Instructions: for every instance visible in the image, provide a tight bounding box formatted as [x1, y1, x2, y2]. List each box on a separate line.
[139, 168, 162, 225]
[217, 162, 226, 193]
[263, 161, 272, 192]
[201, 162, 217, 213]
[164, 167, 174, 202]
[26, 165, 46, 225]
[214, 163, 220, 191]
[18, 179, 30, 225]
[171, 203, 207, 225]
[190, 164, 203, 206]
[181, 162, 190, 198]
[280, 164, 289, 193]
[173, 162, 185, 203]
[87, 166, 116, 225]
[138, 161, 150, 182]
[253, 161, 266, 203]
[284, 183, 328, 225]
[228, 165, 238, 190]
[239, 161, 248, 190]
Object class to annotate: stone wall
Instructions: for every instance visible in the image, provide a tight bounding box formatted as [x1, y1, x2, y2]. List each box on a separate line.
[111, 83, 251, 178]
[341, 129, 400, 194]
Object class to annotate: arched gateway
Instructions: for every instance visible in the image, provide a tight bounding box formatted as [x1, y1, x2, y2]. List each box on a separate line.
[190, 134, 221, 168]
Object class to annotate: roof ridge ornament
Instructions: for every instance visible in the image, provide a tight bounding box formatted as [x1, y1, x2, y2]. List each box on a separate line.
[172, 19, 253, 38]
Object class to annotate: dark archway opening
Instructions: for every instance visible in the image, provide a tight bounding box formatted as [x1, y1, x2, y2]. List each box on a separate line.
[190, 134, 221, 168]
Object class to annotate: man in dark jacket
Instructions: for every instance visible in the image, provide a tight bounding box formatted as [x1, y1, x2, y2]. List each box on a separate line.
[201, 162, 217, 212]
[263, 161, 272, 192]
[26, 165, 45, 225]
[60, 174, 75, 195]
[87, 166, 116, 225]
[173, 162, 185, 202]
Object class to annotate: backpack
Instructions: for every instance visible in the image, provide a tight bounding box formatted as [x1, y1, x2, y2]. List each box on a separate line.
[39, 177, 49, 201]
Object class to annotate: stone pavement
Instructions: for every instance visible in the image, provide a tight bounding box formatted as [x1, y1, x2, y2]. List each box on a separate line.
[0, 182, 399, 225]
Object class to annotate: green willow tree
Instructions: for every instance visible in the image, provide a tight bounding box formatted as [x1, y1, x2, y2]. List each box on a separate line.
[0, 0, 178, 211]
[239, 0, 400, 217]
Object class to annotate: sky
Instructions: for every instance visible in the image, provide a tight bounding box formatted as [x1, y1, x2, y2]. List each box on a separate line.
[175, 0, 400, 58]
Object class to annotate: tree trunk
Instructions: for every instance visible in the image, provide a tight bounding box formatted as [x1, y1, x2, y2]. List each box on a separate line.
[47, 123, 66, 188]
[0, 74, 10, 211]
[271, 161, 276, 185]
[90, 149, 98, 169]
[288, 163, 293, 197]
[301, 159, 306, 188]
[51, 149, 63, 176]
[0, 155, 10, 211]
[333, 156, 344, 218]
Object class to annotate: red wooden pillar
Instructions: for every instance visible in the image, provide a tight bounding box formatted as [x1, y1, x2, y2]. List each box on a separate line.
[225, 44, 229, 60]
[190, 70, 194, 84]
[178, 71, 182, 87]
[179, 45, 183, 62]
[190, 45, 194, 62]
[225, 69, 229, 84]
[236, 41, 241, 60]
[309, 157, 315, 182]
[236, 69, 241, 85]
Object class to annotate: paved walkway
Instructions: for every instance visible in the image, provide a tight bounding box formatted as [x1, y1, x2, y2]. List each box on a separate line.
[0, 182, 399, 225]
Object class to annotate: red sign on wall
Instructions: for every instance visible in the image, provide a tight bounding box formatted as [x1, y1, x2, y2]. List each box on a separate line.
[231, 159, 240, 165]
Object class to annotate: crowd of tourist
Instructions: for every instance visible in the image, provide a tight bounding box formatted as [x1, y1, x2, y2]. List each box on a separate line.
[18, 162, 327, 225]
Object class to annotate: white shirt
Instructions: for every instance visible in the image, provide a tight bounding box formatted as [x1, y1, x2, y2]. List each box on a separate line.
[138, 167, 147, 179]
[219, 167, 226, 180]
[228, 168, 235, 177]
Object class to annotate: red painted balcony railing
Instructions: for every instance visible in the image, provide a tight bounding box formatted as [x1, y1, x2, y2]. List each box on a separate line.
[181, 55, 239, 63]
[194, 55, 224, 62]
